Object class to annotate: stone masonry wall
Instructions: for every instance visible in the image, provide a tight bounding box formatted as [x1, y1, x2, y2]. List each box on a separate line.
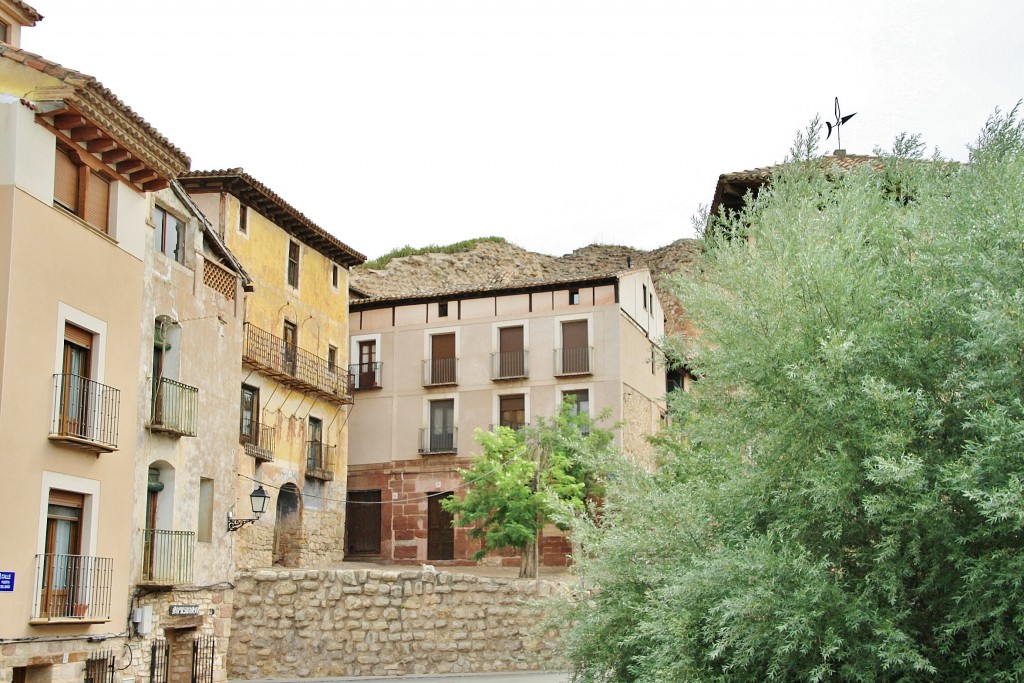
[229, 567, 566, 678]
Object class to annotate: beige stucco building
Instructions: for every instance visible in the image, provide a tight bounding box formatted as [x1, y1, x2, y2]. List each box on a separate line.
[179, 170, 364, 570]
[345, 269, 667, 565]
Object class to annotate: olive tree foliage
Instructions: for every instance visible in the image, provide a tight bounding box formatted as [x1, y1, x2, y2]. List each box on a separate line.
[441, 398, 615, 578]
[556, 107, 1024, 682]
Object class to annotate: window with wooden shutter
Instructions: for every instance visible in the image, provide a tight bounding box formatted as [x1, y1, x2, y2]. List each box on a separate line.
[54, 147, 79, 212]
[84, 172, 110, 232]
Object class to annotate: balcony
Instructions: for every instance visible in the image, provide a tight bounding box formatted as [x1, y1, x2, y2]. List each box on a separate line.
[422, 357, 458, 387]
[489, 422, 529, 433]
[49, 374, 120, 453]
[554, 346, 594, 376]
[140, 529, 195, 585]
[491, 350, 529, 380]
[418, 427, 458, 454]
[243, 323, 354, 405]
[350, 361, 382, 390]
[149, 377, 198, 437]
[240, 418, 275, 462]
[32, 553, 113, 622]
[305, 442, 336, 481]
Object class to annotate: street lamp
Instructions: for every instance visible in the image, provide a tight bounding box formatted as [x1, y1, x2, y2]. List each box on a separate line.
[227, 485, 271, 532]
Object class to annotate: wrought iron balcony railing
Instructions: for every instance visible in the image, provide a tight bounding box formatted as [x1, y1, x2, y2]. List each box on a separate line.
[418, 427, 458, 454]
[349, 361, 383, 390]
[422, 357, 458, 386]
[149, 377, 198, 437]
[554, 346, 594, 376]
[305, 441, 336, 480]
[50, 373, 120, 452]
[240, 418, 275, 462]
[491, 350, 529, 380]
[489, 422, 529, 433]
[140, 529, 195, 585]
[32, 553, 113, 620]
[243, 323, 354, 405]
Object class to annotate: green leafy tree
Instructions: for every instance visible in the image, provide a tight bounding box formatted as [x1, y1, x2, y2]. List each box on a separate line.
[442, 398, 614, 578]
[557, 107, 1024, 681]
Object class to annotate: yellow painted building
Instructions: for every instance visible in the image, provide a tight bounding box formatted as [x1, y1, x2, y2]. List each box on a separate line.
[179, 170, 364, 568]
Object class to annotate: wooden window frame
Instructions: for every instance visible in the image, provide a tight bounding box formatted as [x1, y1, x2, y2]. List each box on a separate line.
[153, 205, 186, 264]
[53, 144, 113, 233]
[287, 241, 300, 288]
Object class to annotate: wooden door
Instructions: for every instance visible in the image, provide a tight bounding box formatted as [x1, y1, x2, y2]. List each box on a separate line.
[358, 341, 377, 388]
[498, 326, 524, 377]
[430, 333, 456, 384]
[427, 492, 454, 560]
[282, 321, 298, 375]
[345, 491, 382, 556]
[42, 490, 83, 617]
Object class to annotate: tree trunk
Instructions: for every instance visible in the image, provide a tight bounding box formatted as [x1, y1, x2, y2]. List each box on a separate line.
[519, 534, 540, 579]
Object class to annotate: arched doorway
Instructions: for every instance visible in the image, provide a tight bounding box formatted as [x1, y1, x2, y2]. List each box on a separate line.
[272, 483, 302, 567]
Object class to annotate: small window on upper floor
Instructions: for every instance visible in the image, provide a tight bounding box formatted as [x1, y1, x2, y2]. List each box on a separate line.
[54, 145, 111, 233]
[328, 345, 337, 373]
[642, 284, 648, 310]
[0, 22, 9, 44]
[153, 206, 186, 264]
[239, 204, 248, 233]
[438, 301, 449, 317]
[569, 288, 580, 305]
[332, 264, 340, 289]
[287, 240, 300, 288]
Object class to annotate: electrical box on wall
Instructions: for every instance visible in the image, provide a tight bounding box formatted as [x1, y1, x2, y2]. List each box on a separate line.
[132, 605, 153, 635]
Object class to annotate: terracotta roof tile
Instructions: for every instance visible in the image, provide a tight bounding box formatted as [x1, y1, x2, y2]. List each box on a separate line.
[5, 0, 42, 24]
[179, 169, 365, 268]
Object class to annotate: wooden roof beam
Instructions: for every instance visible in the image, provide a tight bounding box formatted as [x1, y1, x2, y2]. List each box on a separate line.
[87, 138, 118, 154]
[53, 113, 87, 129]
[102, 149, 131, 164]
[117, 159, 145, 175]
[70, 126, 103, 142]
[130, 168, 158, 185]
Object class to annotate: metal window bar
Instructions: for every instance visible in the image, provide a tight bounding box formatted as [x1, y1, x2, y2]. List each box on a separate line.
[305, 442, 336, 480]
[150, 639, 169, 683]
[418, 427, 458, 454]
[140, 529, 195, 584]
[242, 323, 353, 402]
[422, 357, 458, 386]
[240, 418, 275, 461]
[150, 377, 199, 436]
[51, 374, 120, 449]
[554, 346, 593, 376]
[349, 361, 382, 390]
[192, 635, 215, 683]
[84, 651, 116, 683]
[491, 350, 529, 380]
[33, 553, 113, 620]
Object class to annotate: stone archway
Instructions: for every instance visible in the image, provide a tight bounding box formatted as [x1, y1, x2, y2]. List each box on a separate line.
[272, 483, 302, 567]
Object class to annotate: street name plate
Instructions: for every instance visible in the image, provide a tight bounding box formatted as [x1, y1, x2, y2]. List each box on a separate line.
[169, 604, 200, 616]
[0, 572, 13, 592]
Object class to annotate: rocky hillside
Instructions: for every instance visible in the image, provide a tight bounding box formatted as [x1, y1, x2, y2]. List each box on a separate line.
[350, 239, 703, 336]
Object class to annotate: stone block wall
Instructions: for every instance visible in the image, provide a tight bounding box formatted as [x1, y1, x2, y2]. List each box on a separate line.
[621, 384, 662, 468]
[229, 567, 566, 678]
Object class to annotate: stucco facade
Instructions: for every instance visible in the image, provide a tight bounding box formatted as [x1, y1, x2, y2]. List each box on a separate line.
[179, 171, 364, 571]
[346, 269, 667, 565]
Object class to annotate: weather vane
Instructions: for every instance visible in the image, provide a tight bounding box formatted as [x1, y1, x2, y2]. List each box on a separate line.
[825, 97, 856, 150]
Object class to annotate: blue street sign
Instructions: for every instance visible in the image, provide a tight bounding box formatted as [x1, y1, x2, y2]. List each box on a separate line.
[0, 572, 14, 592]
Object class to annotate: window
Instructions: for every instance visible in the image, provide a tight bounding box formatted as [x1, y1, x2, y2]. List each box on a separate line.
[287, 241, 300, 287]
[499, 394, 525, 431]
[240, 384, 259, 443]
[356, 339, 379, 389]
[563, 389, 590, 416]
[569, 288, 580, 305]
[438, 301, 449, 317]
[495, 325, 526, 379]
[428, 399, 455, 452]
[307, 416, 324, 470]
[0, 22, 8, 44]
[59, 323, 92, 438]
[558, 319, 590, 375]
[54, 146, 111, 232]
[197, 478, 213, 543]
[427, 333, 457, 385]
[239, 204, 248, 233]
[327, 345, 337, 373]
[41, 489, 83, 618]
[332, 264, 339, 288]
[282, 321, 297, 375]
[153, 206, 185, 263]
[642, 284, 648, 310]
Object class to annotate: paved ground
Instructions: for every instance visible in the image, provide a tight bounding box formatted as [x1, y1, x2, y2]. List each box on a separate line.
[232, 674, 570, 683]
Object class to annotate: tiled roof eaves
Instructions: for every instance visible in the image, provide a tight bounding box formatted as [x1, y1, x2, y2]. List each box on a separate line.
[0, 45, 190, 173]
[179, 169, 365, 268]
[350, 271, 624, 310]
[7, 0, 42, 24]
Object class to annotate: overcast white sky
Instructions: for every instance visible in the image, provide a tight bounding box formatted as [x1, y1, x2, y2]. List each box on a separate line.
[21, 1, 1024, 260]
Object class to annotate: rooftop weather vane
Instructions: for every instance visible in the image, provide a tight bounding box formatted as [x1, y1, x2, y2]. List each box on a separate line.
[825, 97, 856, 150]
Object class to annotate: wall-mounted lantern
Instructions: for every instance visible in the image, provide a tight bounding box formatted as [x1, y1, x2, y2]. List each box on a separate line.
[227, 485, 270, 532]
